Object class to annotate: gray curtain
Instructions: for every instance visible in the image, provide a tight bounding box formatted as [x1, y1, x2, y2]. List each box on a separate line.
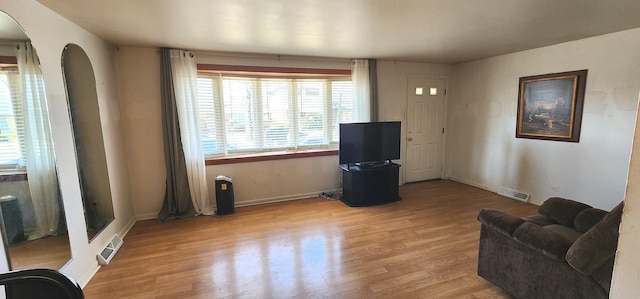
[157, 48, 196, 221]
[368, 59, 378, 121]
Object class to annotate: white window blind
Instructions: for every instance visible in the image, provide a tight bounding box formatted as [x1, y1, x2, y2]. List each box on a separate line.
[331, 81, 354, 142]
[0, 68, 25, 169]
[197, 72, 354, 157]
[297, 80, 326, 146]
[261, 79, 293, 148]
[223, 77, 259, 151]
[197, 74, 224, 155]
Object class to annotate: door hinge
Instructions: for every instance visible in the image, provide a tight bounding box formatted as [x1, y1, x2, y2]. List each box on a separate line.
[442, 128, 445, 134]
[444, 89, 447, 95]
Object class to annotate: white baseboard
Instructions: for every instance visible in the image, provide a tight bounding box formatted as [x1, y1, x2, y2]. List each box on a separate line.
[234, 191, 322, 207]
[135, 191, 326, 220]
[78, 216, 138, 287]
[528, 197, 545, 206]
[77, 264, 101, 288]
[448, 176, 497, 192]
[448, 176, 541, 206]
[136, 212, 158, 221]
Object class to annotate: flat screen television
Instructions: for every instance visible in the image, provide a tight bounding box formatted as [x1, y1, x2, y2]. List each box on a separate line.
[339, 121, 401, 165]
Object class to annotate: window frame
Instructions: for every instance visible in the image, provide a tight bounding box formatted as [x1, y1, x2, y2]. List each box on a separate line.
[197, 64, 353, 162]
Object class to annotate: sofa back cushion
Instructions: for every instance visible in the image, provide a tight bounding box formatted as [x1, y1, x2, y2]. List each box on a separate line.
[573, 208, 608, 233]
[538, 197, 591, 228]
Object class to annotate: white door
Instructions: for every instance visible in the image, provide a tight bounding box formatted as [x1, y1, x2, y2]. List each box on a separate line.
[405, 77, 445, 182]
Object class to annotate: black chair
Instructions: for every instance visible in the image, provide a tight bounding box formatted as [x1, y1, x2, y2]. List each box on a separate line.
[0, 268, 84, 299]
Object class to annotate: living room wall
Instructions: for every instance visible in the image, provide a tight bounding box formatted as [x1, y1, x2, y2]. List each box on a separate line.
[116, 49, 454, 218]
[117, 48, 353, 219]
[449, 28, 640, 210]
[0, 0, 136, 286]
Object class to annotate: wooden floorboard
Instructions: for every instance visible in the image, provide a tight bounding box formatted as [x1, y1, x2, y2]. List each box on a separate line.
[83, 179, 536, 298]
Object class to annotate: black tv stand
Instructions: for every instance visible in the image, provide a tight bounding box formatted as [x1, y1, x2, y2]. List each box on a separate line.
[340, 162, 401, 207]
[354, 161, 389, 168]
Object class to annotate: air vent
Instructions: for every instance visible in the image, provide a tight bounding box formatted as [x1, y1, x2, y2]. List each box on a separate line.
[498, 186, 530, 202]
[97, 234, 123, 265]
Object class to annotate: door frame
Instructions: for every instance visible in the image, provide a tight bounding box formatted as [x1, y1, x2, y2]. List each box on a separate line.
[401, 75, 449, 185]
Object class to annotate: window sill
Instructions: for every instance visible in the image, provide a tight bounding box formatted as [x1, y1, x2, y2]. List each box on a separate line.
[0, 171, 27, 182]
[205, 148, 338, 165]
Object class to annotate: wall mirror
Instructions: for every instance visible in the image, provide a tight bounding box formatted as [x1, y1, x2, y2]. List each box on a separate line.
[0, 10, 71, 270]
[61, 44, 115, 242]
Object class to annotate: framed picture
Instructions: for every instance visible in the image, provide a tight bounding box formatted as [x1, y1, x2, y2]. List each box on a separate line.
[516, 70, 588, 142]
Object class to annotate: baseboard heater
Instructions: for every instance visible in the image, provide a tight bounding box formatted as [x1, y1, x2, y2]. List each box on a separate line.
[97, 234, 123, 265]
[498, 186, 530, 202]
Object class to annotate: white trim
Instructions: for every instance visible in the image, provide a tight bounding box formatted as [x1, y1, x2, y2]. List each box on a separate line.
[448, 176, 542, 206]
[76, 263, 100, 288]
[135, 191, 327, 220]
[77, 216, 137, 287]
[234, 191, 323, 208]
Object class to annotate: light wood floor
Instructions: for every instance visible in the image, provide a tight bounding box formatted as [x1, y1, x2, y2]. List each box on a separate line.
[9, 235, 71, 270]
[83, 180, 538, 298]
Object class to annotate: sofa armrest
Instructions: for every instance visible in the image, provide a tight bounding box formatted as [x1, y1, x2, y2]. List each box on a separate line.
[538, 197, 592, 228]
[512, 222, 574, 261]
[477, 208, 525, 237]
[566, 201, 624, 275]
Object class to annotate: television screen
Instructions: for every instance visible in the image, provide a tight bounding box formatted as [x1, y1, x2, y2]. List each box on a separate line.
[339, 121, 401, 165]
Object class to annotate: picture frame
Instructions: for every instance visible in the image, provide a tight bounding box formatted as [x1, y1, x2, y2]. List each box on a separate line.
[516, 70, 588, 142]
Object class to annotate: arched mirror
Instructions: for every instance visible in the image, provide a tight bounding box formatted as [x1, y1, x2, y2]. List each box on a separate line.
[0, 11, 71, 270]
[62, 44, 115, 241]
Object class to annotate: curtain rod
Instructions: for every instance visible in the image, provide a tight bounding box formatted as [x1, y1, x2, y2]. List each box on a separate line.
[0, 40, 21, 47]
[191, 50, 351, 64]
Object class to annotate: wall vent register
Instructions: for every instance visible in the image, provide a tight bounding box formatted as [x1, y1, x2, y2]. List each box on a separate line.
[498, 186, 530, 202]
[97, 234, 123, 265]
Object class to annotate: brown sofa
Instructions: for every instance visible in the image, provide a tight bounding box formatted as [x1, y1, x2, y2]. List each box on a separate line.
[477, 197, 624, 299]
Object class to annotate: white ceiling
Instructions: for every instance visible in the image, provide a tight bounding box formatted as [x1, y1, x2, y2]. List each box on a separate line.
[36, 0, 640, 64]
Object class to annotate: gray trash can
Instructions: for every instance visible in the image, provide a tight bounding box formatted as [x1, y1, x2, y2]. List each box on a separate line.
[0, 195, 25, 245]
[215, 175, 234, 215]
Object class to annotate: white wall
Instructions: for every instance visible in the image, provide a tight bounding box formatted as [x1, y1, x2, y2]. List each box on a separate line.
[116, 47, 353, 219]
[0, 0, 135, 286]
[206, 155, 341, 209]
[117, 51, 455, 218]
[449, 28, 640, 210]
[115, 47, 166, 219]
[610, 92, 640, 297]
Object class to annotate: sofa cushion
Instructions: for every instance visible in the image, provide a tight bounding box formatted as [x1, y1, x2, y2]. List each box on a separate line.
[573, 208, 608, 233]
[513, 222, 574, 261]
[566, 201, 624, 275]
[523, 214, 556, 226]
[477, 208, 525, 237]
[538, 197, 592, 228]
[543, 224, 582, 244]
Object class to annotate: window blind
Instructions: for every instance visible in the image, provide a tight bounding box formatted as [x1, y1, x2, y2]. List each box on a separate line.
[0, 69, 25, 169]
[330, 80, 354, 142]
[197, 72, 355, 157]
[197, 74, 224, 155]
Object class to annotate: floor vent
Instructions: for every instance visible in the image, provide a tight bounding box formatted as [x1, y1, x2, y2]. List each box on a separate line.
[97, 234, 123, 265]
[498, 187, 530, 202]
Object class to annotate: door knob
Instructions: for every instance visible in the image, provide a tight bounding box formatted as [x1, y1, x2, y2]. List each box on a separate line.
[408, 137, 413, 141]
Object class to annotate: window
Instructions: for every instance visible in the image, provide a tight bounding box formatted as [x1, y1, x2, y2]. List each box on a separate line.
[0, 67, 25, 170]
[197, 67, 354, 157]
